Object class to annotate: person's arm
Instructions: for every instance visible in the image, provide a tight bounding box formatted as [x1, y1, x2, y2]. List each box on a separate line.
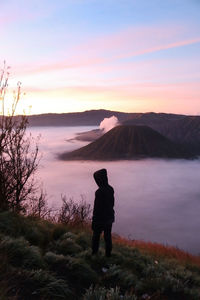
[111, 187, 114, 207]
[92, 190, 101, 225]
[92, 192, 98, 222]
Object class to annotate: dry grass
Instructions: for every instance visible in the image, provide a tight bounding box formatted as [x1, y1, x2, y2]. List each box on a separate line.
[113, 234, 200, 267]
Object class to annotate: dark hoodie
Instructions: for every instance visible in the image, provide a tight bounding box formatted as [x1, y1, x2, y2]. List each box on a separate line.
[92, 169, 115, 224]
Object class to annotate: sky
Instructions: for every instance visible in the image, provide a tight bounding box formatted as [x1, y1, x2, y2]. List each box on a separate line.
[0, 0, 200, 115]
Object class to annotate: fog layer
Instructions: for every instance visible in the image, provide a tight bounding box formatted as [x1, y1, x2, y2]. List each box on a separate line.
[30, 127, 200, 255]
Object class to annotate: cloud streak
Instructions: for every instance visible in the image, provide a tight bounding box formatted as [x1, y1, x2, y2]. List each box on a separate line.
[117, 37, 200, 60]
[15, 24, 200, 76]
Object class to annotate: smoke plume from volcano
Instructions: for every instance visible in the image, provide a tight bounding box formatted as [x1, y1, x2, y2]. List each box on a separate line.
[99, 115, 119, 133]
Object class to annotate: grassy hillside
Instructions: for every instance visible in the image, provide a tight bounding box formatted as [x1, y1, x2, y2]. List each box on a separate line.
[0, 211, 200, 299]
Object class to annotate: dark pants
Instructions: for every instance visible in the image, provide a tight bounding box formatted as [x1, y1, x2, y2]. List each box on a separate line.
[92, 222, 112, 256]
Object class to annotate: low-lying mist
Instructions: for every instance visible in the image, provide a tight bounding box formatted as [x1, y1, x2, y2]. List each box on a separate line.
[30, 126, 200, 255]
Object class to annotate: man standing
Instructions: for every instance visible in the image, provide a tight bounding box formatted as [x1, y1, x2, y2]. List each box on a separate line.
[92, 169, 115, 257]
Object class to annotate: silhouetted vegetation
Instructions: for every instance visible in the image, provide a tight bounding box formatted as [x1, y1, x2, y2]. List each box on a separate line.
[0, 62, 40, 213]
[57, 194, 91, 226]
[0, 211, 200, 299]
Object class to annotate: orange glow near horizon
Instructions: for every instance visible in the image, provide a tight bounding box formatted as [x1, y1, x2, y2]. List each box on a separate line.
[4, 79, 199, 116]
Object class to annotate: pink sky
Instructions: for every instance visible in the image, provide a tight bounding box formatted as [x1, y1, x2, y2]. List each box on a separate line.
[1, 0, 200, 115]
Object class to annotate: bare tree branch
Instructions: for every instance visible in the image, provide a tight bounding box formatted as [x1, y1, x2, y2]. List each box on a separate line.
[0, 62, 40, 212]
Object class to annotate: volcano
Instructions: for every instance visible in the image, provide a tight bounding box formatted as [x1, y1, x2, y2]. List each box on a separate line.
[60, 125, 192, 161]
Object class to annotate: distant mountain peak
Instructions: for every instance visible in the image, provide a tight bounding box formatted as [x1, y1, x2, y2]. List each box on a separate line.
[60, 125, 192, 161]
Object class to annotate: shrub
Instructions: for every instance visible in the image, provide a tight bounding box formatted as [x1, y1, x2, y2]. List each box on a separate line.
[0, 62, 39, 213]
[44, 252, 98, 289]
[40, 279, 73, 299]
[75, 232, 91, 250]
[22, 218, 52, 249]
[44, 251, 70, 276]
[84, 249, 108, 272]
[61, 231, 76, 240]
[0, 211, 24, 237]
[23, 223, 45, 245]
[65, 257, 98, 289]
[10, 268, 73, 299]
[103, 264, 137, 291]
[133, 259, 200, 299]
[55, 237, 82, 256]
[57, 195, 92, 226]
[0, 212, 51, 248]
[51, 224, 68, 240]
[0, 236, 44, 269]
[83, 286, 137, 300]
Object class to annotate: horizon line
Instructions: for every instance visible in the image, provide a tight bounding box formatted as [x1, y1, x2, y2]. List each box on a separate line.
[2, 109, 197, 117]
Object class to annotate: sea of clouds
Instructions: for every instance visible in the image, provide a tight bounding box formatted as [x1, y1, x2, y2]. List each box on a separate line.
[29, 126, 200, 255]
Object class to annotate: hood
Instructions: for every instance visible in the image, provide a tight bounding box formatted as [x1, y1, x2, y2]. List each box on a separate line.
[93, 168, 108, 187]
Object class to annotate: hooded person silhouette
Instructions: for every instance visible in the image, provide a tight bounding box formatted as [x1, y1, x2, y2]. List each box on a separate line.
[92, 169, 115, 257]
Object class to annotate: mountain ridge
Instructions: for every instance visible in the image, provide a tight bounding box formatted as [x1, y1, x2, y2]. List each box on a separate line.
[24, 110, 185, 127]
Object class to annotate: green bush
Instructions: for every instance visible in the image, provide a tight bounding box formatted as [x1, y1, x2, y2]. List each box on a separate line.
[133, 260, 200, 299]
[83, 286, 137, 300]
[23, 218, 51, 248]
[66, 257, 98, 288]
[0, 211, 24, 237]
[61, 231, 76, 240]
[51, 224, 68, 240]
[0, 212, 51, 249]
[10, 268, 73, 299]
[44, 251, 71, 276]
[55, 237, 82, 255]
[24, 225, 45, 245]
[103, 264, 137, 291]
[0, 236, 44, 269]
[44, 252, 98, 289]
[39, 279, 73, 299]
[75, 232, 91, 250]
